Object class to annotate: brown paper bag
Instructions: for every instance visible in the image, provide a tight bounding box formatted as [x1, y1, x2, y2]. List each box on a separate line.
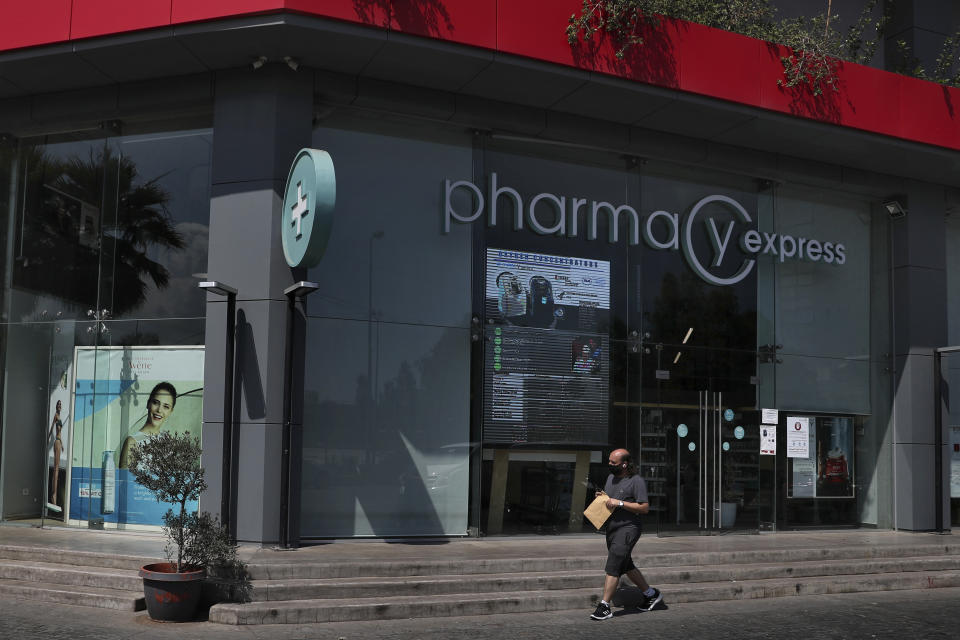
[583, 492, 613, 529]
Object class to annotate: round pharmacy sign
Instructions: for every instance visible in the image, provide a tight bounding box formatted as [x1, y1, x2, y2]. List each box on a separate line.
[281, 149, 336, 268]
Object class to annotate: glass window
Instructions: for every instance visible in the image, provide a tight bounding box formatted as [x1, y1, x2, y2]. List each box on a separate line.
[773, 187, 872, 413]
[300, 114, 473, 537]
[0, 123, 211, 528]
[104, 130, 212, 320]
[479, 142, 632, 535]
[946, 213, 960, 527]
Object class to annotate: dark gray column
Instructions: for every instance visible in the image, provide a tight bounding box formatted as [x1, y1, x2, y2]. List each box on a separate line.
[201, 65, 313, 544]
[890, 181, 948, 530]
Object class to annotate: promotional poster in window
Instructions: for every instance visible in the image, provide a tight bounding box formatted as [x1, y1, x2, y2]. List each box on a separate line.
[483, 248, 610, 446]
[43, 321, 76, 520]
[67, 346, 203, 527]
[789, 416, 855, 498]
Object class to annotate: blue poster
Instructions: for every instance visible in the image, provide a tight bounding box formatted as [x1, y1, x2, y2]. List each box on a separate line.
[67, 347, 204, 526]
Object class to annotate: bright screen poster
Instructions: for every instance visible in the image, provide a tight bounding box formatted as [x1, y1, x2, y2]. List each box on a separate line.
[482, 248, 610, 446]
[68, 346, 204, 526]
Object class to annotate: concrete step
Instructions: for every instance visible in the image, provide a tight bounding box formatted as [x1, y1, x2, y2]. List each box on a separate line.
[0, 577, 145, 611]
[0, 544, 159, 572]
[3, 541, 959, 580]
[0, 559, 143, 591]
[246, 555, 960, 601]
[246, 542, 960, 580]
[209, 569, 960, 624]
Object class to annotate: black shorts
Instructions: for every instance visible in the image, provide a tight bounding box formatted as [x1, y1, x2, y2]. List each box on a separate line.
[604, 523, 641, 577]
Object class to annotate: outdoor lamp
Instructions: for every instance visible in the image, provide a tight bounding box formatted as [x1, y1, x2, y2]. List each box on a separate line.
[882, 199, 906, 219]
[280, 280, 320, 549]
[199, 279, 238, 539]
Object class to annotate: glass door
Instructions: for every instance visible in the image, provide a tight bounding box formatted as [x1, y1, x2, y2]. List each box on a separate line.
[640, 343, 760, 535]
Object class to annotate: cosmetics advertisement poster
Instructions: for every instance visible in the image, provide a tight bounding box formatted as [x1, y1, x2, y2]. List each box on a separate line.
[44, 321, 75, 519]
[68, 346, 203, 526]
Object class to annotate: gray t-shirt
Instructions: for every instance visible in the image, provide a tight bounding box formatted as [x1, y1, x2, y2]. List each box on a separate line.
[604, 473, 648, 529]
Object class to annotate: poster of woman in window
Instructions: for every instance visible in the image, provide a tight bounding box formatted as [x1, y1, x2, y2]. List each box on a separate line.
[67, 346, 203, 527]
[44, 347, 73, 519]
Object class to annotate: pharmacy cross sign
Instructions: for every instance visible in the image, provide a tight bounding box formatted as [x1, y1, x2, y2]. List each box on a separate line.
[290, 182, 309, 237]
[281, 148, 336, 268]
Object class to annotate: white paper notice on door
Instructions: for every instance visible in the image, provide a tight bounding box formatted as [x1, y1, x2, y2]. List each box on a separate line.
[760, 426, 777, 455]
[786, 416, 810, 458]
[761, 408, 779, 425]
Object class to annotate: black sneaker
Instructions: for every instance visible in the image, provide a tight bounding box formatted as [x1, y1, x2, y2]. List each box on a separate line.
[590, 601, 613, 620]
[638, 588, 663, 611]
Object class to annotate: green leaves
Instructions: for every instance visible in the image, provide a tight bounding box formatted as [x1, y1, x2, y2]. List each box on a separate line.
[567, 1, 959, 97]
[128, 431, 206, 506]
[129, 431, 206, 572]
[129, 431, 250, 593]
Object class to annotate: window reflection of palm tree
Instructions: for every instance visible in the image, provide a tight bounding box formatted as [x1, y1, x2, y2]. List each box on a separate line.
[17, 144, 185, 316]
[47, 400, 65, 506]
[118, 382, 177, 469]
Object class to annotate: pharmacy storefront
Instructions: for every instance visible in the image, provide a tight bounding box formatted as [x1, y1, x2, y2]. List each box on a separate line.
[0, 3, 957, 543]
[295, 112, 893, 538]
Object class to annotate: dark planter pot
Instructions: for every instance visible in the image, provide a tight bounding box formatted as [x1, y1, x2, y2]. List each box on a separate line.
[139, 562, 206, 622]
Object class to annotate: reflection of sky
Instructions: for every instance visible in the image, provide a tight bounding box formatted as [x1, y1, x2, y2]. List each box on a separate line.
[135, 222, 209, 318]
[306, 126, 472, 328]
[640, 174, 760, 321]
[304, 316, 469, 407]
[15, 132, 212, 320]
[120, 131, 213, 227]
[118, 131, 212, 318]
[947, 215, 960, 345]
[774, 189, 870, 359]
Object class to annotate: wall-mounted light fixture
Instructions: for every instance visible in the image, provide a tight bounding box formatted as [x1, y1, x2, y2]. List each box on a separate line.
[251, 56, 267, 70]
[283, 56, 300, 71]
[883, 199, 907, 219]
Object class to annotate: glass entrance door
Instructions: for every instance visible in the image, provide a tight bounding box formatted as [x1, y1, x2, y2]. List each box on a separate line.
[640, 344, 760, 535]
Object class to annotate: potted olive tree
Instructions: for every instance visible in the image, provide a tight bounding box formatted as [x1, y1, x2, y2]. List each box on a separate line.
[128, 431, 249, 621]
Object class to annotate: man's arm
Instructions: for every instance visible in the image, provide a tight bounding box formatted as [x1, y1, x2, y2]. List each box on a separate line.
[605, 497, 649, 515]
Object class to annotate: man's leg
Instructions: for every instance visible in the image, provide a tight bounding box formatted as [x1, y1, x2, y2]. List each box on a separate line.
[616, 527, 662, 610]
[599, 526, 635, 603]
[601, 574, 619, 603]
[623, 568, 650, 592]
[592, 526, 630, 620]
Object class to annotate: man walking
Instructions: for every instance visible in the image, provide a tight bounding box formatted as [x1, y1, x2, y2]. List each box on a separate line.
[590, 448, 663, 620]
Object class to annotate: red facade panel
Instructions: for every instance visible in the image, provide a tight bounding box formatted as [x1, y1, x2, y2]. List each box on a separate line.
[286, 0, 388, 28]
[70, 0, 172, 40]
[0, 1, 957, 152]
[0, 0, 72, 50]
[897, 75, 960, 149]
[676, 21, 761, 106]
[833, 62, 901, 139]
[171, 0, 283, 25]
[391, 0, 496, 50]
[756, 42, 821, 121]
[497, 0, 579, 68]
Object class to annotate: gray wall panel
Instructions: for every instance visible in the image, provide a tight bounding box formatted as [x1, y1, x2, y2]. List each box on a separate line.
[893, 353, 936, 445]
[234, 422, 282, 544]
[894, 443, 935, 530]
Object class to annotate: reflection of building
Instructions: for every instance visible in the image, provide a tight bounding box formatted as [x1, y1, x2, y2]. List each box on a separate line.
[41, 185, 101, 250]
[1, 2, 960, 543]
